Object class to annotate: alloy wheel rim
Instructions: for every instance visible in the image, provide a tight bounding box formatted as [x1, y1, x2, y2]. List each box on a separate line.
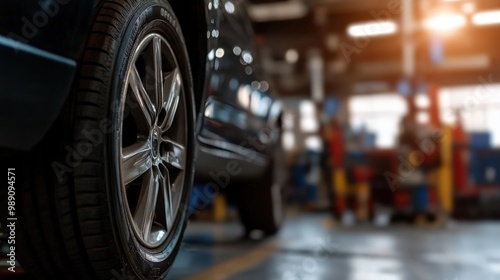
[119, 33, 187, 248]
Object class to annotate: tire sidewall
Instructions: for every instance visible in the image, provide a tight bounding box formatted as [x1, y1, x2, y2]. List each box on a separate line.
[105, 1, 194, 278]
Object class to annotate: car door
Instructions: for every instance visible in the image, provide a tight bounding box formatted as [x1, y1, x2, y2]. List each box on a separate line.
[198, 0, 276, 157]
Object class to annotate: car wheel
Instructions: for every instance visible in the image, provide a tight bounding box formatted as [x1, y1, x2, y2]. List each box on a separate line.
[17, 0, 194, 279]
[235, 142, 286, 236]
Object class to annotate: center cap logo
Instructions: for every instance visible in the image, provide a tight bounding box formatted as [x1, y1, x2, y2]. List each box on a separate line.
[152, 130, 160, 159]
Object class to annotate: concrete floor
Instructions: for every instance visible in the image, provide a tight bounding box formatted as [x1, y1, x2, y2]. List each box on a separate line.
[170, 213, 500, 280]
[2, 213, 500, 280]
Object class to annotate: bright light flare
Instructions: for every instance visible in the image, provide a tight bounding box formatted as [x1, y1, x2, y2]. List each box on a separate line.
[423, 14, 466, 32]
[415, 94, 430, 109]
[347, 21, 398, 37]
[472, 10, 500, 26]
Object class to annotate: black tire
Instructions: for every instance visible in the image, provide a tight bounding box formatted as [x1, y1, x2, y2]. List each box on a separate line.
[235, 144, 286, 236]
[17, 0, 195, 279]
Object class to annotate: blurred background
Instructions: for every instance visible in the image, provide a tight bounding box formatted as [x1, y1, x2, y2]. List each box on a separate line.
[249, 0, 500, 220]
[248, 0, 500, 221]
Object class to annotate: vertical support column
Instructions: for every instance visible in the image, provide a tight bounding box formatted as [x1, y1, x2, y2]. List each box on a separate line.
[438, 125, 454, 214]
[308, 48, 324, 103]
[428, 82, 453, 215]
[401, 0, 417, 122]
[402, 0, 415, 79]
[428, 83, 441, 127]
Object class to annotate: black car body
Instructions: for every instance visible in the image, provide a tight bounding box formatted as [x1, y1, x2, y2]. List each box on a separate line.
[0, 0, 283, 278]
[0, 0, 281, 174]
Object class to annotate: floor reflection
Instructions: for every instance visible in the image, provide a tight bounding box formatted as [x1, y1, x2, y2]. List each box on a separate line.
[170, 213, 500, 280]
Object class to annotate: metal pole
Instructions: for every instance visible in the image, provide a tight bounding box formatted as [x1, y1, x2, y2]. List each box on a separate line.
[402, 0, 415, 78]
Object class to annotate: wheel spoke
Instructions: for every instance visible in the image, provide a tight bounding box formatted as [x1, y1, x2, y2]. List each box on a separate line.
[133, 169, 159, 241]
[159, 168, 174, 230]
[161, 138, 185, 170]
[160, 68, 181, 131]
[121, 140, 152, 185]
[129, 65, 155, 126]
[153, 36, 164, 112]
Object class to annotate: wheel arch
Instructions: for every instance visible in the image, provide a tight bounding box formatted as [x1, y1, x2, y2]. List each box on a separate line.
[168, 0, 208, 114]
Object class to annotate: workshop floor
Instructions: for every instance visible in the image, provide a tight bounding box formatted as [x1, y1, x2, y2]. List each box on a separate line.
[2, 212, 500, 280]
[170, 212, 500, 280]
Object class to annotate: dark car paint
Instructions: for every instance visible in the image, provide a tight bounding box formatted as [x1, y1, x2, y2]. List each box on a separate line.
[195, 0, 282, 179]
[0, 0, 281, 179]
[0, 0, 94, 150]
[0, 0, 95, 59]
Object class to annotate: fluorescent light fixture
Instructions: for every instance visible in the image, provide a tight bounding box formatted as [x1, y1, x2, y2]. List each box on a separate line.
[347, 21, 398, 37]
[248, 1, 307, 22]
[423, 14, 466, 32]
[472, 10, 500, 26]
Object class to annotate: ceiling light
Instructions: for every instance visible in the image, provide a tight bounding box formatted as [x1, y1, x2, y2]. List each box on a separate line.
[247, 1, 307, 22]
[472, 10, 500, 26]
[423, 14, 466, 32]
[347, 21, 398, 37]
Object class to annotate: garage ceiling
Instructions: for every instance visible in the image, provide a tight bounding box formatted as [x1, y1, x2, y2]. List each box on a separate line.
[249, 0, 500, 97]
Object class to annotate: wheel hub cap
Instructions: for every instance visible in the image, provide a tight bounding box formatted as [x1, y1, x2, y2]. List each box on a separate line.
[152, 130, 159, 159]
